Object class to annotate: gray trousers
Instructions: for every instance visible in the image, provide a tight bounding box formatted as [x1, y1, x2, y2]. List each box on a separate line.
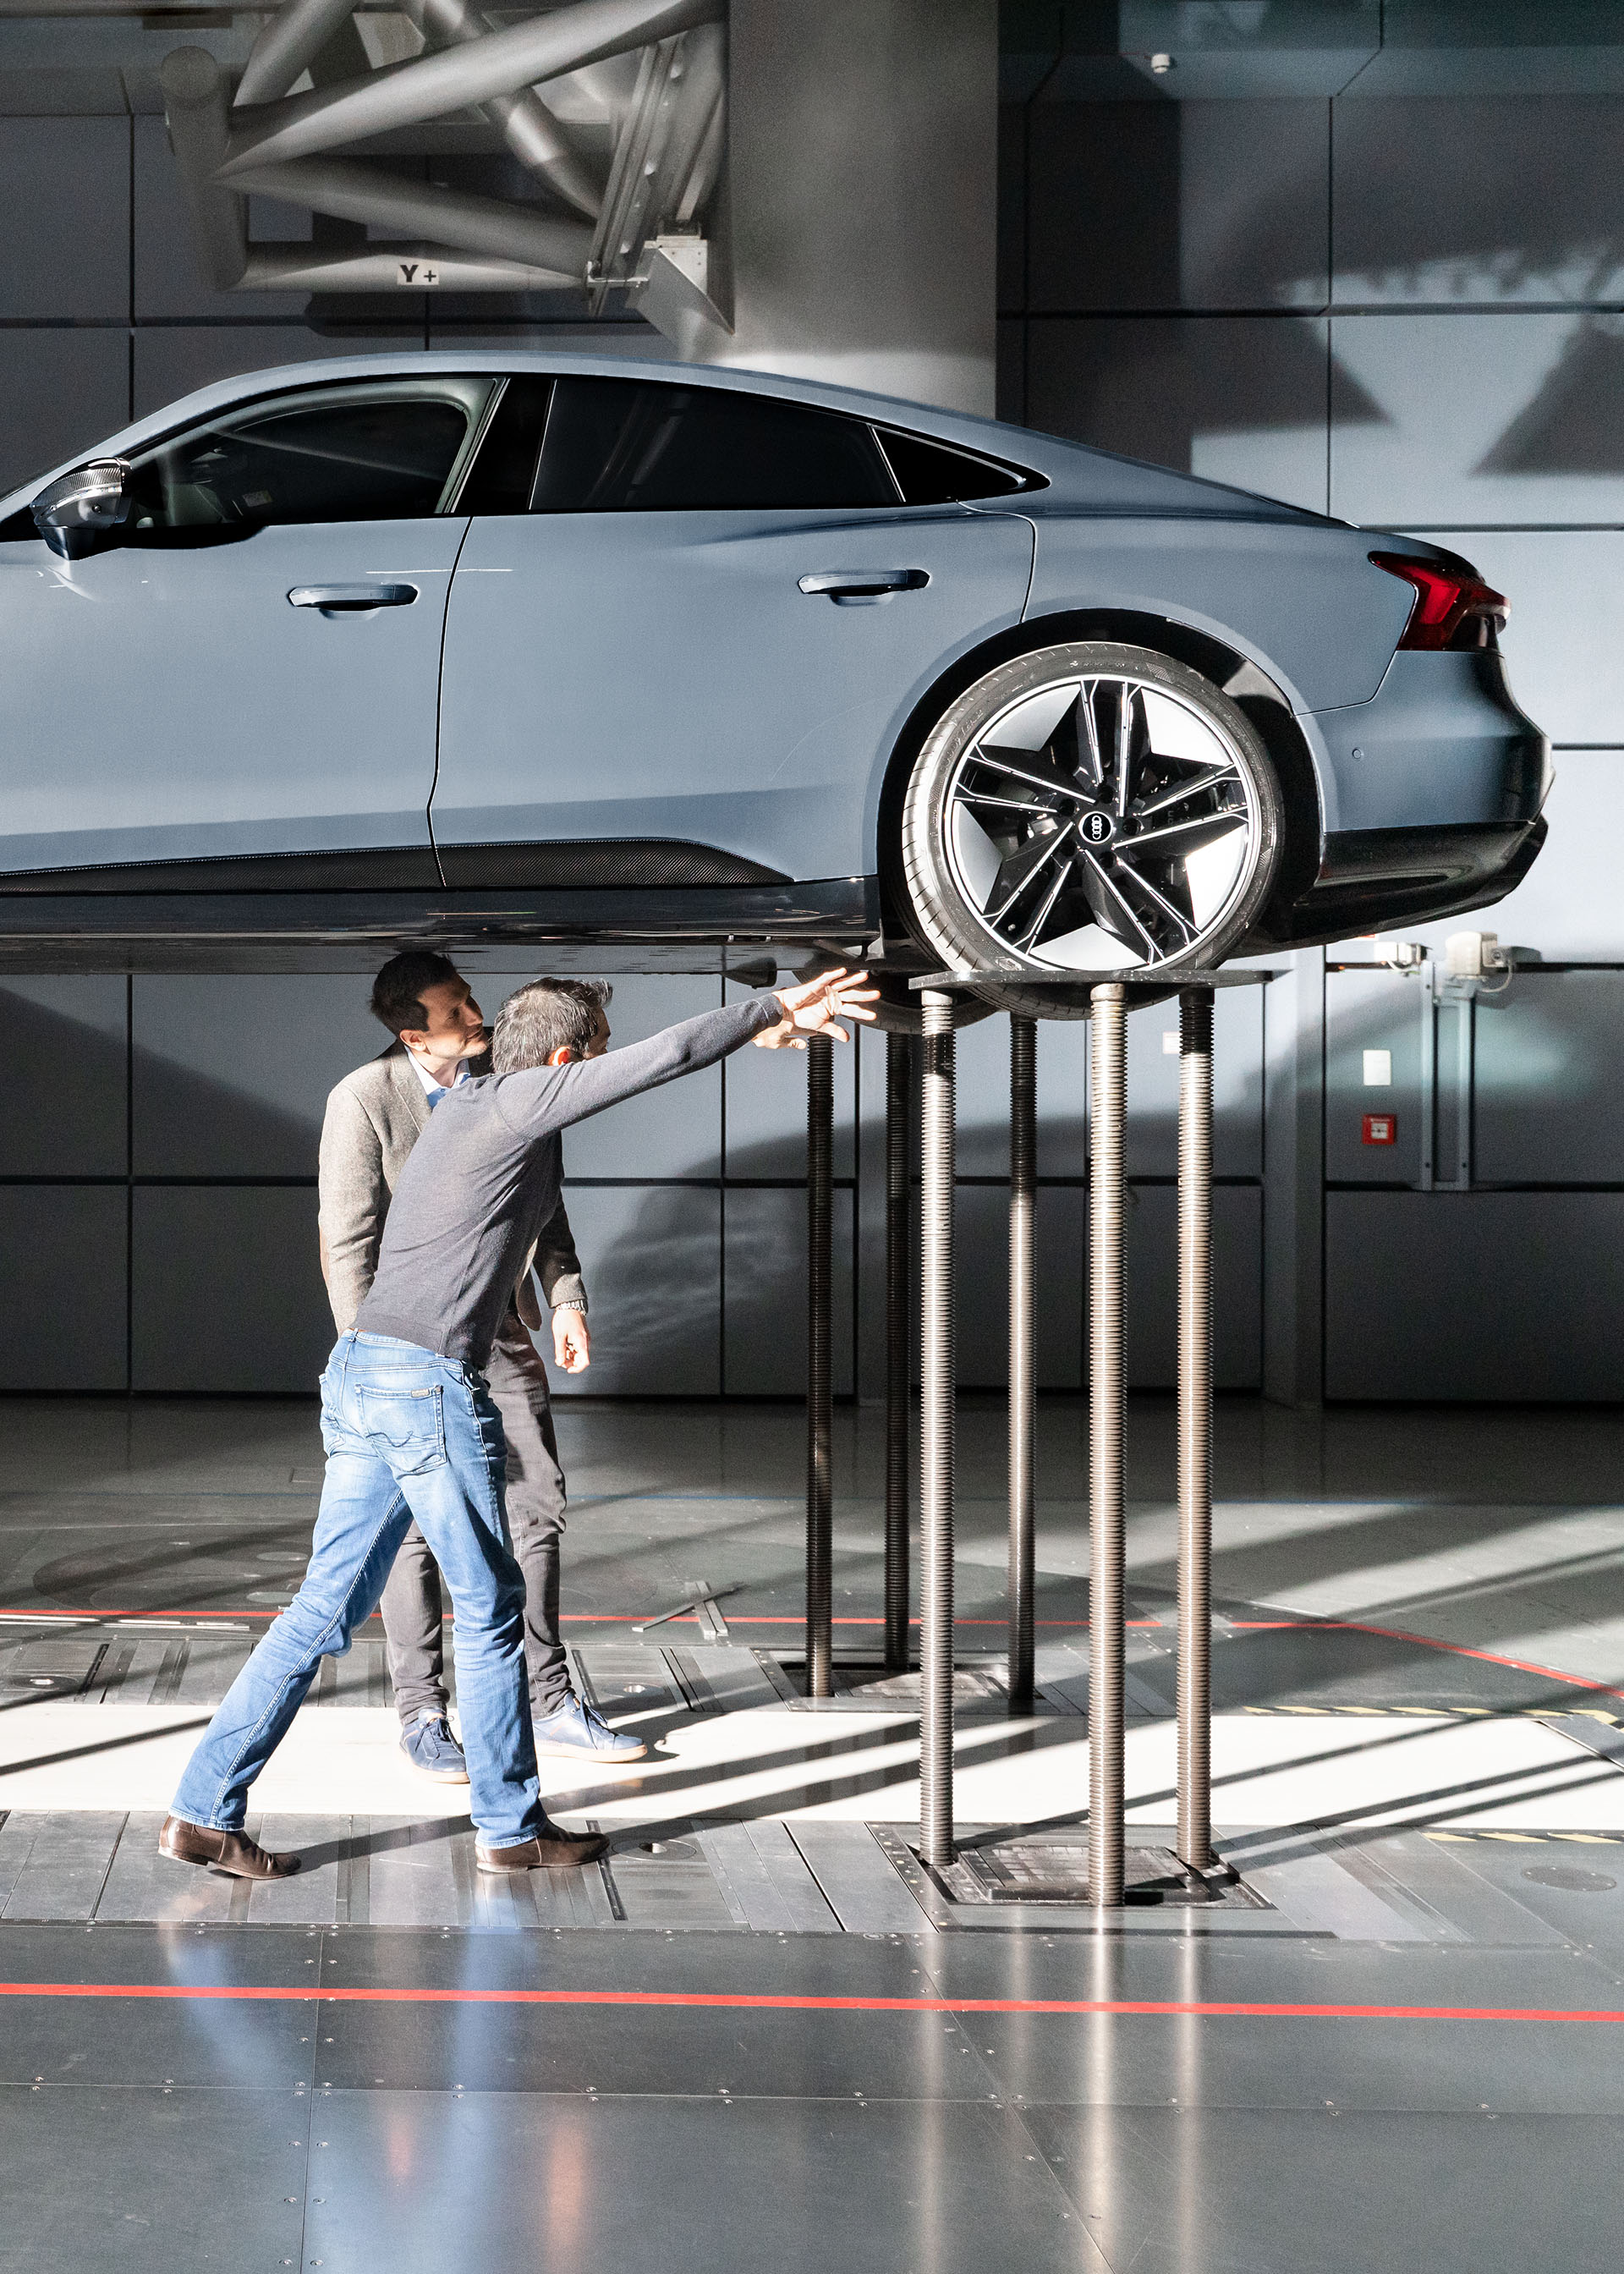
[378, 1312, 572, 1722]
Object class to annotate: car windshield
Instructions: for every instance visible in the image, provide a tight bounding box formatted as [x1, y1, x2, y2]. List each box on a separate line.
[124, 381, 492, 530]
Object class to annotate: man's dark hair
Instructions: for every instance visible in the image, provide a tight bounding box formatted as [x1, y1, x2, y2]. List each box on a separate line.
[370, 951, 462, 1038]
[491, 979, 612, 1074]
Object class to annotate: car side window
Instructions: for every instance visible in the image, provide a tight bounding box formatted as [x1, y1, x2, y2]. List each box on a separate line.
[529, 377, 899, 512]
[876, 427, 1034, 504]
[124, 381, 492, 531]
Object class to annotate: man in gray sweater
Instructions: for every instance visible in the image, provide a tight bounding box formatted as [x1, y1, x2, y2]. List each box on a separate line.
[159, 967, 875, 1881]
[317, 951, 639, 1782]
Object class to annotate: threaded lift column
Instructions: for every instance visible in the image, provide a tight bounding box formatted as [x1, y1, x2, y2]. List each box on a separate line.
[1088, 983, 1127, 1909]
[918, 990, 957, 1866]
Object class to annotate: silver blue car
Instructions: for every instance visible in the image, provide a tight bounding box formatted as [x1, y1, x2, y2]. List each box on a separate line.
[0, 352, 1548, 984]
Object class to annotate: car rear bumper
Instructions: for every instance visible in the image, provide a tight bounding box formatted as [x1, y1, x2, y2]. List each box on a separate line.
[1308, 647, 1550, 836]
[1265, 815, 1547, 948]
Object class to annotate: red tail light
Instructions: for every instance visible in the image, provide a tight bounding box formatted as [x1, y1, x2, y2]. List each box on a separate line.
[1369, 552, 1509, 651]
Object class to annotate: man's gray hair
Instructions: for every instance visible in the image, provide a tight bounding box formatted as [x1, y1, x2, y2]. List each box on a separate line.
[491, 978, 612, 1074]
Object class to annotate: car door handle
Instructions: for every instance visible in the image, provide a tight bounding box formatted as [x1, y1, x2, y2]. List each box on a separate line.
[288, 583, 419, 615]
[798, 568, 930, 604]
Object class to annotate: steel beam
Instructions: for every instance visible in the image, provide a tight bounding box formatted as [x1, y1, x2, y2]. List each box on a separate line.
[402, 0, 602, 216]
[1088, 982, 1127, 1909]
[236, 245, 568, 290]
[918, 990, 956, 1868]
[236, 0, 362, 107]
[1176, 988, 1215, 1870]
[159, 47, 247, 291]
[884, 1030, 910, 1674]
[220, 0, 720, 178]
[1007, 1013, 1036, 1715]
[805, 1030, 834, 1702]
[224, 156, 593, 275]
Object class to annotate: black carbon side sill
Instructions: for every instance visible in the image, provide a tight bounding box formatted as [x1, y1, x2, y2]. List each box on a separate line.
[435, 841, 789, 888]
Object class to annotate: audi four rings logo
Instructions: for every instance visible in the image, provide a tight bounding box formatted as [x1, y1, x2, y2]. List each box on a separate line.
[1081, 811, 1115, 845]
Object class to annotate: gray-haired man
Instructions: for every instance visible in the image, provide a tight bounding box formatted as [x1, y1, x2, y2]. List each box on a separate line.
[161, 969, 875, 1880]
[318, 950, 641, 1778]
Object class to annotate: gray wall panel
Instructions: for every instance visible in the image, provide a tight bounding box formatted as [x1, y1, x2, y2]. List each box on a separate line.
[0, 977, 127, 1177]
[1330, 97, 1624, 307]
[1121, 1184, 1262, 1392]
[547, 1185, 720, 1397]
[132, 977, 391, 1178]
[722, 1186, 854, 1397]
[1326, 1190, 1624, 1400]
[1325, 966, 1425, 1187]
[722, 977, 855, 1179]
[558, 978, 721, 1182]
[132, 1185, 329, 1392]
[1023, 315, 1330, 513]
[1474, 974, 1624, 1186]
[0, 1185, 125, 1390]
[1330, 313, 1624, 527]
[0, 118, 129, 320]
[0, 327, 128, 494]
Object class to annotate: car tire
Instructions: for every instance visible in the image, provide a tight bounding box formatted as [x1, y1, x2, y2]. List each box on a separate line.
[900, 642, 1283, 1019]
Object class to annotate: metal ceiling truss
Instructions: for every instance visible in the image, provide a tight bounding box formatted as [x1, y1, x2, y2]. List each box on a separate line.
[159, 0, 730, 343]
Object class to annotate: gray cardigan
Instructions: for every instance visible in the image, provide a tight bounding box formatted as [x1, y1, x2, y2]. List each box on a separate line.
[317, 1040, 587, 1335]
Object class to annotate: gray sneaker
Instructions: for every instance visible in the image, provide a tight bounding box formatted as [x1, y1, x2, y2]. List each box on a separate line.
[400, 1712, 469, 1783]
[530, 1694, 648, 1762]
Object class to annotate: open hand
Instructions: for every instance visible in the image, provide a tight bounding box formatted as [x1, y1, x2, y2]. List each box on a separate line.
[755, 967, 881, 1050]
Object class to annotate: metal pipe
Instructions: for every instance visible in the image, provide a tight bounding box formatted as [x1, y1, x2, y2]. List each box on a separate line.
[224, 157, 594, 276]
[237, 245, 570, 289]
[1007, 1013, 1036, 1715]
[805, 1030, 834, 1702]
[1176, 987, 1215, 1871]
[884, 1029, 910, 1674]
[401, 0, 601, 217]
[1088, 982, 1127, 1909]
[236, 0, 363, 107]
[159, 47, 247, 291]
[918, 990, 957, 1868]
[221, 0, 720, 178]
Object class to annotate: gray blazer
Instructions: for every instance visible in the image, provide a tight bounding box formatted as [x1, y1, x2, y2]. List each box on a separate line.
[317, 1040, 588, 1335]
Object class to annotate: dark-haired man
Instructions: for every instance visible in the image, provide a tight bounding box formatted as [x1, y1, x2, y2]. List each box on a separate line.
[159, 969, 875, 1881]
[316, 951, 639, 1780]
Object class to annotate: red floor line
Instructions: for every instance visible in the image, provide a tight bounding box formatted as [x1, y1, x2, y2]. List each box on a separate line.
[1, 1982, 1622, 2023]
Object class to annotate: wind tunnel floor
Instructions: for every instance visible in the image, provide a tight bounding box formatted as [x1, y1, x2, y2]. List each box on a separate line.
[1, 1393, 1622, 2271]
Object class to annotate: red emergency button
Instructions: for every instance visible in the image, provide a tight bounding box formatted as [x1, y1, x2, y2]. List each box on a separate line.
[1363, 1113, 1396, 1145]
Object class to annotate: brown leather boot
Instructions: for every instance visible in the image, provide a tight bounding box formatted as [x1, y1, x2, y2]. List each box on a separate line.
[158, 1815, 302, 1879]
[475, 1826, 609, 1873]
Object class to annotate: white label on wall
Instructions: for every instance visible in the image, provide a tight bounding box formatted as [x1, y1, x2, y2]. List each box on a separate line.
[1363, 1048, 1393, 1086]
[1162, 1030, 1179, 1054]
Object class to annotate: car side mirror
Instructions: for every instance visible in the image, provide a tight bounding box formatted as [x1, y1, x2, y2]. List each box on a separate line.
[31, 459, 133, 559]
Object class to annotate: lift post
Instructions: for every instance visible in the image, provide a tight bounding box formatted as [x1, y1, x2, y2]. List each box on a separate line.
[885, 1030, 912, 1674]
[1087, 982, 1128, 1910]
[1177, 987, 1215, 1870]
[917, 989, 957, 1866]
[1007, 1015, 1037, 1714]
[804, 1030, 834, 1700]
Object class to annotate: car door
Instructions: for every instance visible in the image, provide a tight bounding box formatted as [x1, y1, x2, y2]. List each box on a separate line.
[430, 375, 1035, 886]
[0, 376, 491, 881]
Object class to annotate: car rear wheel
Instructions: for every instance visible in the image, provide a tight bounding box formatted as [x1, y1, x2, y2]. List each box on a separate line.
[900, 642, 1283, 1018]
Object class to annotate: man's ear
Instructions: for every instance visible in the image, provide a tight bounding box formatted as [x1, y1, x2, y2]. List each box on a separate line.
[546, 1044, 579, 1068]
[398, 1028, 426, 1054]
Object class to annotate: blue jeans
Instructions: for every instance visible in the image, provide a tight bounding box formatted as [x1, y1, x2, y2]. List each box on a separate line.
[171, 1332, 546, 1849]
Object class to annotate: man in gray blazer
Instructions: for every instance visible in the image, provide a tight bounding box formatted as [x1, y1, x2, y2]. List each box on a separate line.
[318, 949, 644, 1777]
